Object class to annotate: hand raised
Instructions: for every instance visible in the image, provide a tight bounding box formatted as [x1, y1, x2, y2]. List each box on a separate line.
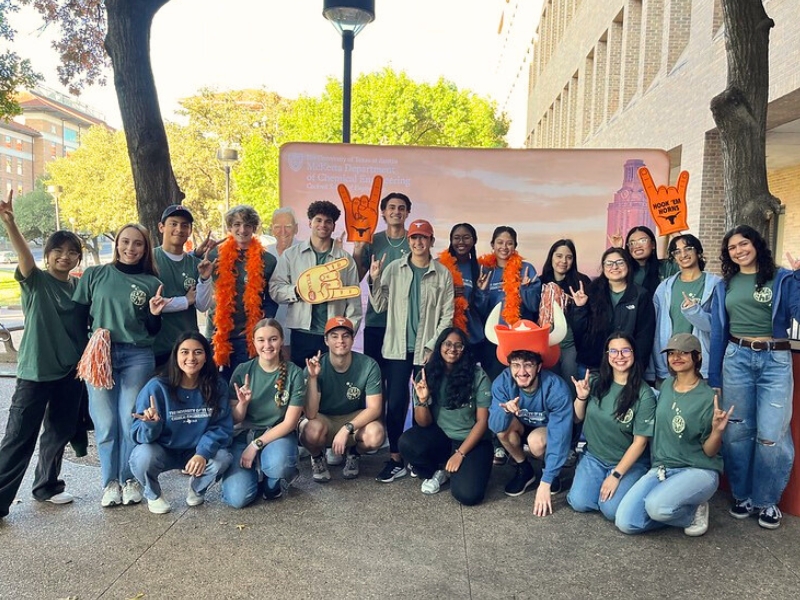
[133, 395, 160, 422]
[414, 369, 429, 403]
[186, 285, 197, 306]
[476, 266, 491, 291]
[568, 280, 588, 307]
[369, 254, 385, 282]
[296, 258, 360, 303]
[234, 373, 252, 404]
[681, 291, 698, 309]
[198, 249, 217, 280]
[521, 266, 534, 287]
[639, 166, 689, 236]
[338, 175, 382, 243]
[499, 396, 520, 416]
[571, 370, 591, 400]
[785, 252, 800, 271]
[607, 231, 624, 249]
[305, 351, 322, 378]
[195, 231, 218, 256]
[712, 395, 734, 433]
[149, 284, 171, 315]
[0, 190, 14, 224]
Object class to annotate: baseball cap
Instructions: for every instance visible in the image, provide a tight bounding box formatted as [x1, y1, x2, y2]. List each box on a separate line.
[407, 219, 434, 238]
[161, 204, 194, 223]
[324, 316, 355, 336]
[660, 333, 701, 354]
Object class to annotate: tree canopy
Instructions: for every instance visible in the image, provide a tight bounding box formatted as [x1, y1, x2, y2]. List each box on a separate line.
[0, 0, 42, 118]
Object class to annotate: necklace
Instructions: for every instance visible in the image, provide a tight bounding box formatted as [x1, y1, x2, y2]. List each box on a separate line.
[670, 379, 699, 438]
[386, 233, 407, 248]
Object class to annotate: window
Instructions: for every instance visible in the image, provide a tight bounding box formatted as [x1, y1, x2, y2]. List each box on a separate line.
[50, 143, 57, 159]
[16, 161, 22, 176]
[5, 157, 10, 173]
[4, 136, 10, 148]
[15, 139, 22, 151]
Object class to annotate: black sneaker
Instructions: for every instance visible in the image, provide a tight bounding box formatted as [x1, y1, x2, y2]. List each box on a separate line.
[376, 459, 407, 483]
[729, 498, 756, 519]
[504, 459, 537, 497]
[549, 476, 563, 495]
[263, 483, 282, 501]
[758, 505, 782, 530]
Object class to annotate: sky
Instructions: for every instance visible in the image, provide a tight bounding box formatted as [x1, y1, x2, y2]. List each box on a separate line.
[8, 1, 541, 144]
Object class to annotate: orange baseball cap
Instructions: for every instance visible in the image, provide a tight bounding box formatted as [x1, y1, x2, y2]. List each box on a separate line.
[407, 219, 434, 238]
[324, 316, 355, 335]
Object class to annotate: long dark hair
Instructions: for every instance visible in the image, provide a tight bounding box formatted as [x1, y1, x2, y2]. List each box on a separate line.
[164, 332, 221, 416]
[421, 328, 476, 410]
[626, 226, 660, 294]
[447, 223, 479, 286]
[587, 248, 634, 341]
[540, 238, 586, 290]
[113, 223, 158, 276]
[720, 225, 775, 289]
[595, 331, 643, 419]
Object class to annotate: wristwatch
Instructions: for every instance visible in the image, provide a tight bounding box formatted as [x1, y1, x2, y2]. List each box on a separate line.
[344, 422, 355, 434]
[611, 469, 622, 479]
[252, 438, 264, 449]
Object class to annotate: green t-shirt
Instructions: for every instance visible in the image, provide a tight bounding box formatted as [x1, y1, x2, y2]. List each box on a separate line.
[306, 352, 382, 416]
[362, 231, 410, 328]
[16, 266, 88, 381]
[406, 264, 427, 352]
[73, 264, 162, 346]
[308, 248, 331, 334]
[229, 359, 305, 437]
[651, 377, 722, 473]
[206, 244, 278, 338]
[726, 272, 774, 338]
[669, 273, 706, 334]
[610, 289, 624, 308]
[414, 369, 492, 441]
[153, 247, 200, 356]
[633, 268, 645, 288]
[583, 381, 656, 465]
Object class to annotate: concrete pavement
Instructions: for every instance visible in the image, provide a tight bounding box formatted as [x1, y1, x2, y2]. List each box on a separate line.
[0, 373, 799, 599]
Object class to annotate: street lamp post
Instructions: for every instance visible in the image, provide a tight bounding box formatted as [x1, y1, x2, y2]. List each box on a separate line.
[216, 148, 239, 214]
[323, 1, 375, 143]
[47, 185, 62, 231]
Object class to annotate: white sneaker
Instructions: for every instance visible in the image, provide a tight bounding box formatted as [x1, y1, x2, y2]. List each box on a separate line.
[101, 481, 122, 507]
[421, 469, 449, 495]
[45, 492, 74, 505]
[186, 486, 205, 507]
[326, 448, 344, 466]
[147, 496, 172, 514]
[122, 479, 143, 505]
[684, 502, 709, 537]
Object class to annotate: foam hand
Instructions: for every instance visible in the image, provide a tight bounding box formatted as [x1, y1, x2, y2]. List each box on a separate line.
[338, 175, 382, 243]
[639, 166, 689, 236]
[296, 257, 360, 304]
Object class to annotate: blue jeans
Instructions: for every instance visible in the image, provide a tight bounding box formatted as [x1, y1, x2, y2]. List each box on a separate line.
[87, 344, 154, 487]
[721, 342, 794, 506]
[221, 433, 298, 508]
[129, 444, 232, 501]
[615, 466, 719, 534]
[567, 450, 648, 521]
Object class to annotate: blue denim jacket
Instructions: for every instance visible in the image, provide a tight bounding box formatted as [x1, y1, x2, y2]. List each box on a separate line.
[708, 267, 800, 388]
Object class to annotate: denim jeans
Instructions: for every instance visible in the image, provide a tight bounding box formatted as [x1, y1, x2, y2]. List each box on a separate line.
[87, 344, 154, 487]
[566, 450, 649, 521]
[221, 433, 298, 508]
[721, 342, 794, 507]
[129, 444, 232, 501]
[615, 466, 719, 534]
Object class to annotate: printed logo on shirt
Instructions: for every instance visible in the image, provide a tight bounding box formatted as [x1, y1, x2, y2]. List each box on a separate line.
[753, 287, 773, 304]
[516, 409, 547, 428]
[275, 389, 290, 406]
[130, 284, 147, 307]
[169, 407, 213, 423]
[617, 408, 634, 425]
[346, 383, 361, 402]
[183, 273, 197, 291]
[625, 304, 636, 310]
[671, 414, 686, 435]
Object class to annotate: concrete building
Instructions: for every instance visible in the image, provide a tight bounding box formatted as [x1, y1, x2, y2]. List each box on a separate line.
[1, 86, 110, 196]
[524, 0, 800, 259]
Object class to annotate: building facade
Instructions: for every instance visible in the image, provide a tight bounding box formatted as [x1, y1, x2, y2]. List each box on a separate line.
[524, 0, 800, 260]
[0, 86, 110, 196]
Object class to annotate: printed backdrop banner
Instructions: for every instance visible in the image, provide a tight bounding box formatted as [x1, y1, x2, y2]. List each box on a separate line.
[279, 143, 672, 273]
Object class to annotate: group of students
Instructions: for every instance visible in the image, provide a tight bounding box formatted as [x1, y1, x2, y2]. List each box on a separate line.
[0, 188, 797, 537]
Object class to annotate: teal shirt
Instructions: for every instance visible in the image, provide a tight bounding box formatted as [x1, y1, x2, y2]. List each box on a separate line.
[405, 264, 427, 352]
[651, 377, 722, 473]
[583, 381, 656, 465]
[308, 248, 331, 335]
[414, 369, 492, 441]
[73, 264, 162, 346]
[16, 266, 88, 381]
[726, 272, 774, 338]
[305, 352, 382, 415]
[669, 274, 706, 334]
[153, 247, 200, 356]
[361, 231, 409, 328]
[229, 359, 306, 437]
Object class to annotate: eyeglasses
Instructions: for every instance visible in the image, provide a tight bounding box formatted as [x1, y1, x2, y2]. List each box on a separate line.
[667, 350, 691, 357]
[603, 259, 626, 269]
[452, 235, 473, 243]
[671, 246, 695, 257]
[509, 361, 537, 370]
[51, 248, 81, 259]
[442, 341, 465, 352]
[627, 237, 651, 248]
[607, 348, 633, 357]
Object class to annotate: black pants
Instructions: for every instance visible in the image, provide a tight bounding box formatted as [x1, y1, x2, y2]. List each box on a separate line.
[384, 354, 419, 454]
[399, 424, 493, 506]
[290, 330, 327, 369]
[0, 372, 83, 517]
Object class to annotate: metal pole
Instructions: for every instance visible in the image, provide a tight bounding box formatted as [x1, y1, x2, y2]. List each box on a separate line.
[225, 165, 231, 212]
[54, 194, 61, 231]
[342, 29, 354, 143]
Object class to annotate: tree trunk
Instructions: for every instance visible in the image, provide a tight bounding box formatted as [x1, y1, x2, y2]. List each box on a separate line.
[104, 0, 183, 244]
[709, 0, 780, 239]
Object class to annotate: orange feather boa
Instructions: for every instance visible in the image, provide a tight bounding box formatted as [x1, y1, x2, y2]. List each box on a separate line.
[478, 251, 524, 325]
[212, 236, 266, 367]
[438, 249, 469, 335]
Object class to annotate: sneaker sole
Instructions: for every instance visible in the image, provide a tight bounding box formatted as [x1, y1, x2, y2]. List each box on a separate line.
[45, 496, 74, 505]
[376, 468, 408, 483]
[729, 509, 755, 520]
[504, 476, 537, 497]
[101, 499, 122, 508]
[312, 476, 331, 483]
[758, 518, 781, 530]
[342, 472, 359, 480]
[147, 504, 171, 515]
[186, 496, 205, 507]
[122, 498, 142, 505]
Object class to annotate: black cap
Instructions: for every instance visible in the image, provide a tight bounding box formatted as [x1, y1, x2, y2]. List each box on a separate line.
[161, 204, 194, 223]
